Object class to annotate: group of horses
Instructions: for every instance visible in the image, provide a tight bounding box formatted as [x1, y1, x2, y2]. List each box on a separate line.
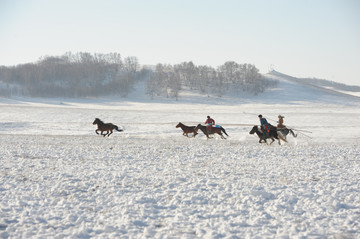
[176, 122, 297, 145]
[176, 122, 229, 139]
[249, 125, 297, 145]
[92, 118, 297, 145]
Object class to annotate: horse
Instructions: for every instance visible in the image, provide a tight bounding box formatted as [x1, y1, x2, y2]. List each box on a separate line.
[249, 125, 287, 145]
[195, 124, 228, 139]
[277, 128, 297, 140]
[176, 122, 198, 137]
[93, 118, 123, 137]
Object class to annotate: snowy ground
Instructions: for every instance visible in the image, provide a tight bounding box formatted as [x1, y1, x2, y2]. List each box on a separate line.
[0, 95, 359, 238]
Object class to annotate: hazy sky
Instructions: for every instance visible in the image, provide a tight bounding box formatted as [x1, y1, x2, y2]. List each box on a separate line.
[1, 0, 359, 86]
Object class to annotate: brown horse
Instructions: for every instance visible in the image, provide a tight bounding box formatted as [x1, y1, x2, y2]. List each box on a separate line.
[93, 118, 123, 137]
[249, 125, 287, 145]
[195, 124, 228, 139]
[176, 122, 198, 137]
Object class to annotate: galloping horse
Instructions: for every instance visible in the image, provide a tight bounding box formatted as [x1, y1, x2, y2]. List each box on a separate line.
[176, 122, 198, 137]
[93, 118, 123, 137]
[249, 125, 287, 145]
[277, 128, 297, 140]
[195, 124, 228, 139]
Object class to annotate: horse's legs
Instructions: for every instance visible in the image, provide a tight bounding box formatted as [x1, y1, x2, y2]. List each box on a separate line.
[218, 132, 226, 139]
[278, 135, 287, 143]
[260, 138, 269, 144]
[95, 129, 99, 135]
[269, 138, 275, 145]
[202, 130, 210, 139]
[108, 130, 113, 137]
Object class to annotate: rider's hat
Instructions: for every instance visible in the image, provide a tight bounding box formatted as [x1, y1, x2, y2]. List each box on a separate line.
[278, 115, 284, 118]
[258, 114, 262, 117]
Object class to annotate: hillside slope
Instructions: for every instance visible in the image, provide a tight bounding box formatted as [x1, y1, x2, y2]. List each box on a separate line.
[259, 71, 360, 105]
[127, 70, 360, 105]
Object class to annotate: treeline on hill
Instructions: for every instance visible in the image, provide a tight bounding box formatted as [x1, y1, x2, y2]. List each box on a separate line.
[0, 52, 277, 99]
[147, 61, 277, 99]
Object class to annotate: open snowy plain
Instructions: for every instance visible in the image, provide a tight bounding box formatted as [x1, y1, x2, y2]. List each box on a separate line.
[1, 75, 360, 238]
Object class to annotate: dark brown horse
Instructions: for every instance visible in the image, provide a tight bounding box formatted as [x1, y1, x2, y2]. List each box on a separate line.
[195, 124, 228, 139]
[176, 122, 198, 137]
[93, 118, 123, 137]
[249, 125, 287, 145]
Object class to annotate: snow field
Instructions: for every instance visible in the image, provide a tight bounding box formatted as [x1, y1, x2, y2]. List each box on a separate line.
[0, 134, 359, 238]
[0, 98, 359, 238]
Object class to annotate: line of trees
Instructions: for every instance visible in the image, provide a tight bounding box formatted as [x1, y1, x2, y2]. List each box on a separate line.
[0, 52, 146, 97]
[0, 52, 278, 99]
[146, 61, 278, 99]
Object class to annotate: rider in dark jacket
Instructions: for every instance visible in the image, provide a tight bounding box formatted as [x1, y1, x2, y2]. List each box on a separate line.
[258, 114, 270, 137]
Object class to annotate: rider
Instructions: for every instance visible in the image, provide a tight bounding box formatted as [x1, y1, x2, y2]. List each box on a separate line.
[277, 115, 286, 128]
[258, 114, 270, 137]
[205, 116, 215, 134]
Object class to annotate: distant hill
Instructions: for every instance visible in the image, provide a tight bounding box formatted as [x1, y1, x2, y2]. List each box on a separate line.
[124, 70, 360, 106]
[268, 70, 360, 92]
[261, 70, 360, 105]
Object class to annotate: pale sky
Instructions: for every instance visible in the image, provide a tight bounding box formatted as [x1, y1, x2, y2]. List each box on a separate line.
[1, 0, 360, 86]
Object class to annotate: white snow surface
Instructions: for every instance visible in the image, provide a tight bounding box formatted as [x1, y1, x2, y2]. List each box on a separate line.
[1, 74, 360, 238]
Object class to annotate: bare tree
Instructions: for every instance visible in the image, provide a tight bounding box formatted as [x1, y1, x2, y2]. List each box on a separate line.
[123, 56, 139, 73]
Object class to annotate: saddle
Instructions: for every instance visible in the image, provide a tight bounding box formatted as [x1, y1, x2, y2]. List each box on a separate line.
[261, 125, 276, 135]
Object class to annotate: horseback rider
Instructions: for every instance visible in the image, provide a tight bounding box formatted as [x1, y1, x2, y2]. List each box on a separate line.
[205, 116, 215, 134]
[277, 115, 286, 128]
[258, 114, 270, 137]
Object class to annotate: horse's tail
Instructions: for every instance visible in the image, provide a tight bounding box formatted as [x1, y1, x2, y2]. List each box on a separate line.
[289, 129, 297, 137]
[115, 126, 123, 132]
[221, 127, 229, 136]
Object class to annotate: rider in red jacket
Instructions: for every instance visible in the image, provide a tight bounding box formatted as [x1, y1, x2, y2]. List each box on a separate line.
[205, 116, 215, 132]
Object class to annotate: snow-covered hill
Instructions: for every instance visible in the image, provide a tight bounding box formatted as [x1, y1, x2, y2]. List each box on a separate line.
[265, 71, 360, 104]
[122, 70, 360, 105]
